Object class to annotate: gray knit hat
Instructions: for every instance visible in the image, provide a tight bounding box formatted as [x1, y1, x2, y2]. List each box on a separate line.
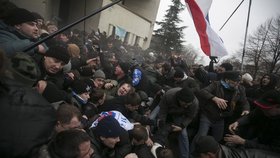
[93, 69, 106, 79]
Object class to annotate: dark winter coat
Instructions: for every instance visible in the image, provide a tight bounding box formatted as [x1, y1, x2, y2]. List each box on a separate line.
[0, 77, 56, 158]
[198, 81, 250, 122]
[158, 87, 199, 129]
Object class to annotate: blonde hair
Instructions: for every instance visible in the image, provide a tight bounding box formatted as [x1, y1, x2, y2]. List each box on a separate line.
[67, 44, 80, 58]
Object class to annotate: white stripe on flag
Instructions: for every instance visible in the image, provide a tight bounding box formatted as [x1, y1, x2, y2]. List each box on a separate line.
[185, 0, 228, 57]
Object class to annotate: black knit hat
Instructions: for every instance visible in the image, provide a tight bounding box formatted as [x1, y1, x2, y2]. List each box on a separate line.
[4, 8, 37, 26]
[71, 80, 91, 94]
[254, 89, 280, 109]
[118, 62, 131, 74]
[94, 116, 123, 138]
[220, 63, 233, 71]
[192, 136, 220, 156]
[42, 81, 67, 103]
[45, 45, 70, 64]
[174, 69, 184, 79]
[31, 12, 43, 20]
[176, 87, 194, 103]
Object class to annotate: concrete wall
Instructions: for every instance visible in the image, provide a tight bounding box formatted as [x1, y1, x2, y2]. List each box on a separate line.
[98, 0, 152, 48]
[66, 0, 102, 33]
[9, 0, 60, 23]
[123, 0, 160, 22]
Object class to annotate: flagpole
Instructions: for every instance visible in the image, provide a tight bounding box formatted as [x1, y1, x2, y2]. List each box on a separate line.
[219, 0, 245, 31]
[240, 0, 252, 71]
[23, 0, 122, 52]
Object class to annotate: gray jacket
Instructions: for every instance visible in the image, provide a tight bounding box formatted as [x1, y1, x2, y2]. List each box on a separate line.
[0, 21, 37, 56]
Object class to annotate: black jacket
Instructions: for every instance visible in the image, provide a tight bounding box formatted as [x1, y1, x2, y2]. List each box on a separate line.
[87, 128, 132, 158]
[0, 78, 56, 158]
[237, 109, 280, 153]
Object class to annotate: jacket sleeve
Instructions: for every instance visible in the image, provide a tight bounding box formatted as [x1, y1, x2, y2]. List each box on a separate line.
[238, 86, 250, 111]
[244, 139, 280, 153]
[198, 82, 218, 100]
[2, 39, 36, 56]
[158, 93, 168, 123]
[181, 97, 199, 128]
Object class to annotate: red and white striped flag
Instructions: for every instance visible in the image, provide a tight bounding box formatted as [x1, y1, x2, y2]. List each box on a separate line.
[185, 0, 228, 57]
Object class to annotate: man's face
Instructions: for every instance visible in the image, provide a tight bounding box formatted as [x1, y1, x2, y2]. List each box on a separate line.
[126, 104, 139, 112]
[56, 116, 82, 133]
[179, 100, 193, 108]
[94, 78, 105, 89]
[100, 136, 120, 148]
[216, 66, 226, 73]
[115, 65, 124, 76]
[79, 141, 94, 158]
[15, 22, 39, 39]
[117, 83, 131, 96]
[44, 56, 65, 74]
[36, 19, 44, 29]
[79, 92, 90, 102]
[225, 79, 239, 88]
[59, 34, 69, 43]
[107, 42, 113, 48]
[47, 24, 58, 33]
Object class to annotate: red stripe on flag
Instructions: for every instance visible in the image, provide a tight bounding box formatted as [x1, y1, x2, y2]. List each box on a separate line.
[186, 0, 211, 56]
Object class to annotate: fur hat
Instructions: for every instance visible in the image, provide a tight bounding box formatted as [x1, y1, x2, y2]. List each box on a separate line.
[176, 87, 194, 103]
[45, 45, 70, 64]
[4, 8, 37, 26]
[94, 116, 123, 138]
[242, 73, 253, 82]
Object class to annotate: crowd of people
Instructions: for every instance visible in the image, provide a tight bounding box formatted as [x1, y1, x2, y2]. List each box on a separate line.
[1, 3, 280, 158]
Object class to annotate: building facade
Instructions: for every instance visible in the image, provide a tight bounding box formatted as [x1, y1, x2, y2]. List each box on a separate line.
[10, 0, 161, 49]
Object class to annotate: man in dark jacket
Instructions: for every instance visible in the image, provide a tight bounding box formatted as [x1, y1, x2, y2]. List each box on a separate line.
[0, 8, 47, 56]
[99, 92, 155, 126]
[193, 71, 250, 144]
[193, 136, 279, 158]
[87, 116, 132, 158]
[225, 89, 280, 154]
[157, 87, 199, 158]
[0, 52, 56, 157]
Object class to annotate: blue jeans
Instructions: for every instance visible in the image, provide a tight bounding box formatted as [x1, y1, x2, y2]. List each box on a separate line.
[178, 127, 189, 158]
[190, 114, 224, 153]
[149, 105, 160, 120]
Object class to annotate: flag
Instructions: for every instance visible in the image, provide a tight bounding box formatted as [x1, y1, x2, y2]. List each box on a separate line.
[185, 0, 228, 57]
[90, 111, 134, 131]
[115, 26, 127, 40]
